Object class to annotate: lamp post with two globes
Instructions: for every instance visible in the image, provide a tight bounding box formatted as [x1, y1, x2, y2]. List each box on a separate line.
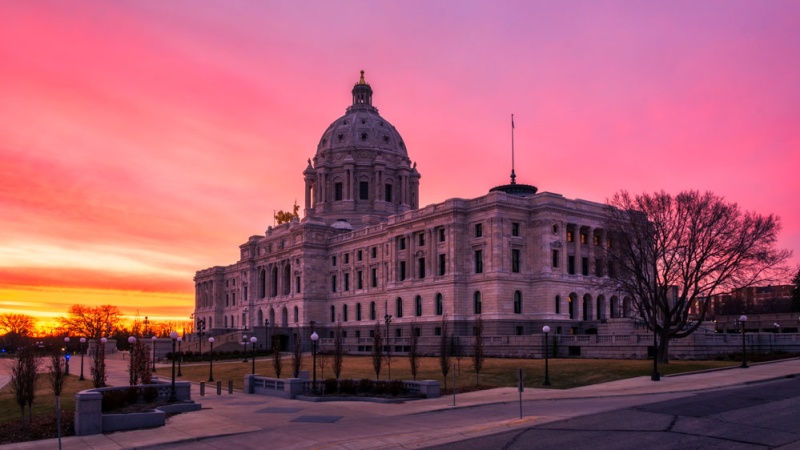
[79, 337, 87, 381]
[250, 336, 257, 374]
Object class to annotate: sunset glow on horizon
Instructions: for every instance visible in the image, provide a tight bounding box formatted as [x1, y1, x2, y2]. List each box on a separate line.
[2, 1, 799, 329]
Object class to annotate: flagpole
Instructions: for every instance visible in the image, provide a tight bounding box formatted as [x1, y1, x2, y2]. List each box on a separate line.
[511, 114, 516, 184]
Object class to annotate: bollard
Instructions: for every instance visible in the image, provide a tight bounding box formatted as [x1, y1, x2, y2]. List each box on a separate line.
[200, 382, 205, 396]
[228, 380, 234, 394]
[216, 380, 222, 395]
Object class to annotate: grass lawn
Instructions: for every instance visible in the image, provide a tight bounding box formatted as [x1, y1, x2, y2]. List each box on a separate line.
[0, 374, 93, 444]
[174, 354, 739, 392]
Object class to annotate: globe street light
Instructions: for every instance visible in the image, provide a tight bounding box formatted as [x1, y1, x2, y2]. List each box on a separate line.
[127, 336, 137, 385]
[64, 337, 70, 375]
[177, 337, 183, 377]
[740, 314, 749, 368]
[79, 337, 87, 381]
[310, 330, 319, 394]
[250, 336, 257, 374]
[242, 335, 249, 362]
[169, 331, 179, 402]
[151, 336, 158, 372]
[542, 326, 551, 386]
[208, 337, 215, 382]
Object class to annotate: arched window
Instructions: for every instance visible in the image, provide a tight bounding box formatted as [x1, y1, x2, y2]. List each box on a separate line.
[224, 316, 228, 328]
[343, 304, 349, 322]
[435, 293, 443, 315]
[271, 267, 278, 297]
[396, 297, 403, 318]
[283, 265, 291, 295]
[356, 303, 362, 321]
[330, 305, 335, 322]
[370, 301, 376, 320]
[583, 294, 592, 321]
[473, 291, 482, 314]
[569, 294, 575, 319]
[555, 295, 561, 314]
[293, 306, 299, 323]
[513, 291, 522, 314]
[415, 295, 422, 316]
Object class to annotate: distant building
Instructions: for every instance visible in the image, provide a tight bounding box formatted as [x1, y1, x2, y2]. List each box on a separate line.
[709, 285, 794, 318]
[192, 72, 641, 354]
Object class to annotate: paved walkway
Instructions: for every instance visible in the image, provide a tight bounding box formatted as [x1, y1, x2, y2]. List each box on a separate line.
[2, 356, 799, 449]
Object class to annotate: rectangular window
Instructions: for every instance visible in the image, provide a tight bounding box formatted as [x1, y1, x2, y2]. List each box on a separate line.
[418, 258, 426, 278]
[296, 276, 301, 293]
[580, 233, 587, 244]
[335, 182, 343, 201]
[332, 256, 337, 266]
[582, 257, 589, 276]
[344, 253, 349, 264]
[434, 327, 442, 336]
[371, 268, 378, 287]
[607, 238, 613, 248]
[395, 328, 402, 338]
[331, 275, 337, 292]
[568, 256, 575, 275]
[344, 273, 350, 291]
[418, 233, 425, 246]
[399, 237, 406, 250]
[594, 235, 600, 246]
[357, 250, 363, 261]
[357, 271, 363, 289]
[512, 249, 521, 273]
[515, 326, 523, 336]
[371, 246, 377, 258]
[438, 253, 446, 276]
[595, 258, 603, 277]
[552, 250, 559, 268]
[415, 327, 421, 337]
[475, 223, 483, 238]
[385, 184, 393, 202]
[355, 330, 361, 338]
[438, 227, 446, 242]
[359, 181, 369, 200]
[512, 222, 520, 237]
[232, 293, 236, 305]
[475, 249, 483, 274]
[369, 329, 375, 338]
[567, 231, 574, 242]
[400, 261, 406, 281]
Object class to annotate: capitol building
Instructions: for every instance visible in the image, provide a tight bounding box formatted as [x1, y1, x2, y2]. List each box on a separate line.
[193, 72, 637, 356]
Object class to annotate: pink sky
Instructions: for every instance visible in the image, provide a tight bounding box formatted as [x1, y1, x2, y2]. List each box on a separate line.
[1, 1, 799, 325]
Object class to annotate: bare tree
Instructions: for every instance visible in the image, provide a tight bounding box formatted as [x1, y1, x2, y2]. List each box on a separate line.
[0, 313, 35, 347]
[472, 316, 484, 387]
[292, 335, 303, 378]
[11, 346, 38, 429]
[332, 321, 344, 380]
[318, 351, 331, 380]
[58, 305, 122, 340]
[48, 350, 67, 449]
[130, 339, 151, 385]
[408, 322, 419, 381]
[791, 268, 800, 313]
[605, 190, 791, 364]
[439, 316, 451, 391]
[371, 321, 383, 379]
[91, 339, 107, 388]
[272, 336, 282, 378]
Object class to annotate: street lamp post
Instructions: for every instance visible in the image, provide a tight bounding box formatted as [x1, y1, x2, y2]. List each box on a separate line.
[79, 337, 86, 381]
[64, 337, 70, 375]
[208, 337, 215, 382]
[177, 337, 183, 377]
[542, 326, 551, 386]
[151, 335, 157, 372]
[310, 327, 319, 394]
[242, 335, 249, 362]
[197, 319, 206, 354]
[384, 314, 392, 380]
[169, 331, 178, 402]
[740, 314, 749, 368]
[250, 336, 257, 374]
[127, 336, 137, 385]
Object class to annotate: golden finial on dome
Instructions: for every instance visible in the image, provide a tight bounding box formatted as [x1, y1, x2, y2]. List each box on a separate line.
[358, 70, 366, 84]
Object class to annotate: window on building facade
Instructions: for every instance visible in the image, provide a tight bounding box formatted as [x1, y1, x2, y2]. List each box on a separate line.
[474, 249, 483, 274]
[294, 306, 298, 323]
[335, 182, 343, 201]
[395, 328, 402, 338]
[330, 305, 335, 322]
[567, 231, 574, 242]
[418, 233, 425, 246]
[415, 295, 422, 316]
[568, 256, 575, 275]
[356, 303, 362, 321]
[438, 227, 445, 242]
[225, 293, 229, 307]
[580, 233, 587, 244]
[296, 276, 301, 293]
[418, 258, 425, 278]
[514, 290, 522, 314]
[331, 275, 337, 292]
[343, 304, 348, 322]
[357, 270, 363, 289]
[555, 295, 561, 314]
[396, 297, 403, 318]
[436, 293, 443, 315]
[552, 249, 559, 268]
[512, 249, 521, 273]
[232, 292, 236, 305]
[344, 273, 350, 291]
[371, 246, 377, 258]
[607, 238, 613, 248]
[371, 268, 378, 287]
[475, 223, 483, 238]
[385, 184, 393, 202]
[512, 222, 520, 236]
[399, 237, 406, 250]
[595, 258, 603, 277]
[332, 256, 337, 266]
[473, 291, 482, 314]
[344, 253, 349, 264]
[438, 253, 446, 276]
[594, 235, 600, 246]
[359, 181, 369, 200]
[399, 261, 406, 281]
[516, 326, 523, 335]
[581, 257, 589, 276]
[370, 301, 376, 320]
[357, 250, 363, 261]
[434, 327, 442, 336]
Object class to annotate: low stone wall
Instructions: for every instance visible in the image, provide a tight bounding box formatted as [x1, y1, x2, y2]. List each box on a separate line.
[74, 379, 195, 436]
[244, 375, 440, 399]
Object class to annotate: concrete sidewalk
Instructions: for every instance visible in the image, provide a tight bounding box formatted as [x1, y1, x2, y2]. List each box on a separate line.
[2, 357, 799, 450]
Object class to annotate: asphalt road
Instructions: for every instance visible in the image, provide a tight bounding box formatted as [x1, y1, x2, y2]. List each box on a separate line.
[428, 376, 800, 450]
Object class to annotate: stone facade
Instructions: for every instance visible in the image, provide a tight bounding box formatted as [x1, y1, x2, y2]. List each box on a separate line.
[193, 72, 637, 352]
